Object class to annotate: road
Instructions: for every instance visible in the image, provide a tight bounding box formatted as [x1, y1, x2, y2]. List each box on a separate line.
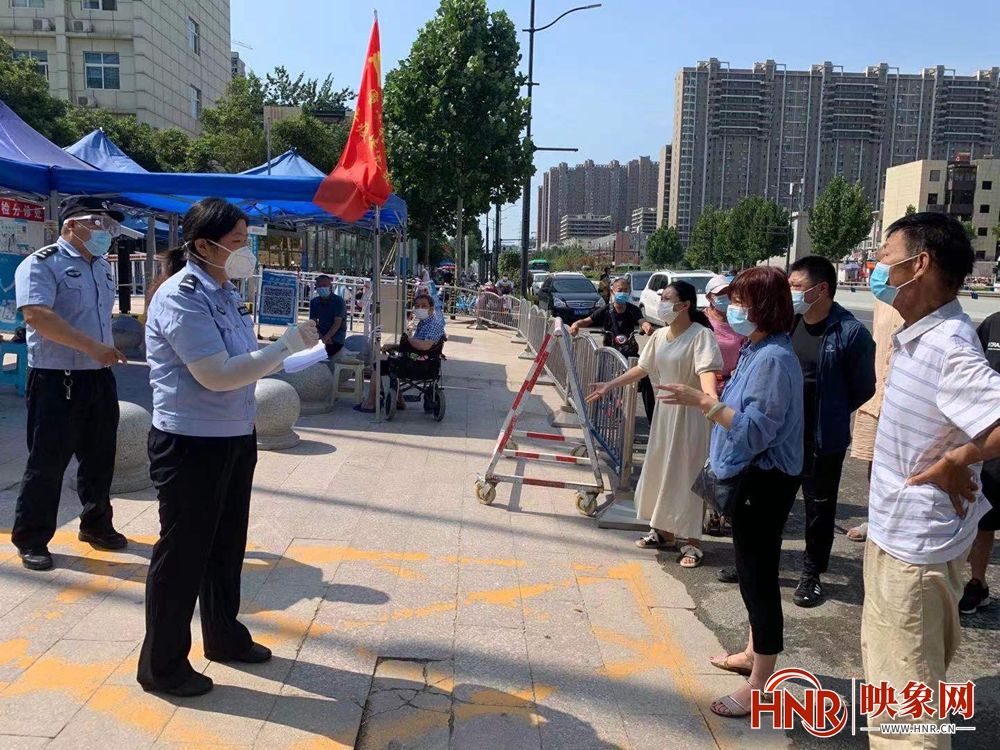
[837, 288, 998, 327]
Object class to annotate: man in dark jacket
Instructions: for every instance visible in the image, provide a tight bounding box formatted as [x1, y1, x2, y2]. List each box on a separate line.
[788, 256, 876, 607]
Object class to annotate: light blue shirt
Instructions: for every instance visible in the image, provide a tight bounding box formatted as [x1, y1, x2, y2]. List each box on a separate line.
[14, 238, 115, 370]
[710, 333, 804, 480]
[146, 261, 258, 437]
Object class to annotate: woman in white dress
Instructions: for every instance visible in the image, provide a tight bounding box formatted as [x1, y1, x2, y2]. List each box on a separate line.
[588, 281, 722, 568]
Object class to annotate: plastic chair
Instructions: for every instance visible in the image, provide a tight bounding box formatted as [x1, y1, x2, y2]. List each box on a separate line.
[332, 360, 365, 405]
[0, 341, 28, 397]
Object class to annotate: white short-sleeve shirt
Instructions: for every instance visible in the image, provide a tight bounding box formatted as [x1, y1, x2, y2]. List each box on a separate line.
[868, 299, 1000, 564]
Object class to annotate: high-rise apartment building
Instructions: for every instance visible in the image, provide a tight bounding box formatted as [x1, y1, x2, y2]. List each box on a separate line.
[656, 144, 672, 228]
[669, 58, 1000, 243]
[537, 155, 660, 248]
[231, 50, 245, 79]
[559, 213, 612, 243]
[630, 207, 657, 234]
[1, 1, 231, 135]
[883, 155, 1000, 267]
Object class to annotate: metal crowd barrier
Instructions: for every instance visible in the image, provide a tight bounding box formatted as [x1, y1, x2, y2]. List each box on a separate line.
[509, 304, 640, 495]
[475, 292, 521, 331]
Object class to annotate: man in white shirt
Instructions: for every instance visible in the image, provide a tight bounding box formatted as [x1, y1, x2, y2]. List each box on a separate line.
[863, 212, 1000, 748]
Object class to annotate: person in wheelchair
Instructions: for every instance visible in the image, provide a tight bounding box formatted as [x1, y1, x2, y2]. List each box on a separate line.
[355, 293, 445, 414]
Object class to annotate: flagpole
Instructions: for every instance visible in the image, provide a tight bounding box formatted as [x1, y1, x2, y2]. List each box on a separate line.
[372, 203, 382, 422]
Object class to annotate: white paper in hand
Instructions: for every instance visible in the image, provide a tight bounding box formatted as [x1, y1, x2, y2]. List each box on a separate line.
[282, 341, 328, 374]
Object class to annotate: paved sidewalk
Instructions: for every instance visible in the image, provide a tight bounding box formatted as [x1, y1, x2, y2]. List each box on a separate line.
[0, 324, 995, 748]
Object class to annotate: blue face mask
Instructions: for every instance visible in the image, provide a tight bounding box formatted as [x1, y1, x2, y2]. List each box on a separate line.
[82, 230, 112, 257]
[613, 292, 629, 305]
[726, 304, 757, 336]
[316, 286, 331, 298]
[712, 295, 730, 314]
[869, 255, 919, 305]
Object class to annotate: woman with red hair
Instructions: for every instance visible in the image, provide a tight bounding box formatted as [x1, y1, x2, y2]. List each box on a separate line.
[659, 265, 804, 718]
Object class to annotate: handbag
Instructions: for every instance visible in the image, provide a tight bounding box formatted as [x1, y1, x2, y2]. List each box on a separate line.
[691, 461, 747, 517]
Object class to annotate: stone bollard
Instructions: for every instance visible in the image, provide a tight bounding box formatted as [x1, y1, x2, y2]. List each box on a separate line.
[275, 362, 335, 414]
[70, 400, 152, 494]
[343, 334, 371, 363]
[255, 378, 300, 450]
[112, 315, 144, 359]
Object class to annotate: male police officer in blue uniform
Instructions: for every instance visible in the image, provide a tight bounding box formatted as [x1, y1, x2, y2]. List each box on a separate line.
[12, 197, 129, 571]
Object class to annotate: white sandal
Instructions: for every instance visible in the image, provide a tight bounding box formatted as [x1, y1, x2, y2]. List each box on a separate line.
[677, 544, 704, 568]
[635, 530, 674, 549]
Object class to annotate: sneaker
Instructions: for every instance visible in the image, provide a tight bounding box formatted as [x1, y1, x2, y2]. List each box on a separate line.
[793, 574, 823, 608]
[959, 579, 991, 615]
[716, 566, 738, 583]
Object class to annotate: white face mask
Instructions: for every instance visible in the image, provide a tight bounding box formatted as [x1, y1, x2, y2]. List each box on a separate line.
[198, 239, 257, 279]
[414, 308, 431, 321]
[658, 301, 680, 325]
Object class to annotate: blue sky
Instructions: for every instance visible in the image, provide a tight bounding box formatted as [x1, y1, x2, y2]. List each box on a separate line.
[232, 0, 1000, 240]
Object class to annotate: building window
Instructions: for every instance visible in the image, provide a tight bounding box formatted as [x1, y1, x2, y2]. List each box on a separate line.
[13, 50, 48, 78]
[983, 180, 993, 191]
[84, 51, 119, 89]
[187, 17, 200, 54]
[82, 0, 117, 9]
[12, 0, 45, 7]
[978, 227, 988, 237]
[927, 193, 938, 205]
[929, 169, 941, 182]
[975, 250, 986, 260]
[190, 85, 201, 119]
[980, 204, 990, 214]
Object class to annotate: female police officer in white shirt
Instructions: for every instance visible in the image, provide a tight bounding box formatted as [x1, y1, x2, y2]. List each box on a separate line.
[137, 198, 317, 697]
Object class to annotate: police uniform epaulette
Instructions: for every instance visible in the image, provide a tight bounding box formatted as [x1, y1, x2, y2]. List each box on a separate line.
[178, 274, 199, 293]
[34, 245, 59, 259]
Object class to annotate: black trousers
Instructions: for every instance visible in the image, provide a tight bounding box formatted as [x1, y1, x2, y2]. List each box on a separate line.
[794, 449, 847, 576]
[638, 376, 655, 423]
[137, 427, 257, 690]
[731, 467, 798, 656]
[12, 368, 119, 552]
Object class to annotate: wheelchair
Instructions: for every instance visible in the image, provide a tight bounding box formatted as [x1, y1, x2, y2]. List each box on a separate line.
[379, 336, 446, 422]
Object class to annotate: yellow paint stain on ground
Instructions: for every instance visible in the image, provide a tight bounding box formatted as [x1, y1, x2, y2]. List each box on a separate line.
[440, 555, 525, 568]
[465, 580, 568, 608]
[289, 737, 354, 750]
[4, 654, 118, 699]
[55, 576, 119, 604]
[250, 611, 332, 650]
[591, 625, 676, 679]
[373, 562, 425, 580]
[42, 610, 64, 620]
[0, 638, 34, 669]
[360, 708, 450, 748]
[287, 545, 432, 566]
[87, 685, 175, 735]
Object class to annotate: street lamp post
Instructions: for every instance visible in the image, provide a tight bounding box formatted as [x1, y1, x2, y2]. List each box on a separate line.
[519, 2, 601, 296]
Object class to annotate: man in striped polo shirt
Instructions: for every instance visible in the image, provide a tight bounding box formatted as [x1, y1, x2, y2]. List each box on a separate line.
[863, 212, 1000, 747]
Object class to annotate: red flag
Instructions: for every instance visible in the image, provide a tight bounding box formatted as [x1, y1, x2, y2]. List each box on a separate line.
[312, 16, 392, 222]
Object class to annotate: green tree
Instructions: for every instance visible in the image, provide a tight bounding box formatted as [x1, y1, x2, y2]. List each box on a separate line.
[498, 250, 520, 278]
[905, 204, 917, 216]
[262, 66, 352, 112]
[685, 206, 730, 270]
[384, 0, 532, 270]
[960, 220, 977, 241]
[152, 128, 194, 172]
[271, 113, 349, 174]
[643, 226, 684, 269]
[0, 39, 69, 142]
[808, 176, 874, 261]
[56, 108, 167, 170]
[724, 195, 791, 268]
[188, 75, 267, 172]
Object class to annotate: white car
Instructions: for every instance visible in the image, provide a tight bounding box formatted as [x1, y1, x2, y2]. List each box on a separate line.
[639, 270, 716, 325]
[530, 271, 550, 296]
[623, 270, 653, 306]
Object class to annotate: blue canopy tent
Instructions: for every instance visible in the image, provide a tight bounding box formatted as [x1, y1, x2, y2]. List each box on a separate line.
[242, 148, 324, 178]
[0, 100, 94, 171]
[64, 128, 148, 173]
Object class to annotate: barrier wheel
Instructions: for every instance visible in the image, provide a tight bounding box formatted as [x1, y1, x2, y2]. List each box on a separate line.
[575, 492, 598, 517]
[433, 388, 446, 422]
[476, 479, 497, 505]
[571, 445, 588, 458]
